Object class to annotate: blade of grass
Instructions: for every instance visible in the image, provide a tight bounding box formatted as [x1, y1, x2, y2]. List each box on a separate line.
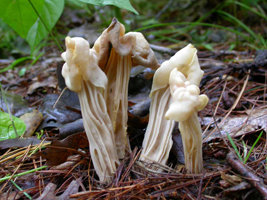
[226, 0, 267, 21]
[244, 131, 263, 163]
[227, 132, 243, 162]
[0, 56, 33, 73]
[135, 22, 250, 40]
[10, 180, 32, 199]
[19, 51, 44, 76]
[216, 10, 257, 40]
[0, 165, 47, 182]
[156, 35, 181, 43]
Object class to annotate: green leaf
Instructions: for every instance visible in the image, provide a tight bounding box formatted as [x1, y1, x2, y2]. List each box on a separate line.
[26, 0, 65, 50]
[0, 0, 64, 50]
[0, 111, 26, 141]
[0, 0, 44, 38]
[78, 0, 138, 15]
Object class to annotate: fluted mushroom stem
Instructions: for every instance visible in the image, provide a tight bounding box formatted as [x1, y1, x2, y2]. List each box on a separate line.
[140, 86, 175, 166]
[104, 48, 132, 159]
[79, 80, 119, 183]
[179, 112, 203, 174]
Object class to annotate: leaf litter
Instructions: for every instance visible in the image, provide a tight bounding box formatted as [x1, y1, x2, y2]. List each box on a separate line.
[0, 39, 267, 200]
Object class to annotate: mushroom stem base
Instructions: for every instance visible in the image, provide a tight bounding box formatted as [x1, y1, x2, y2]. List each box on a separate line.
[179, 112, 203, 174]
[79, 81, 119, 183]
[141, 86, 174, 168]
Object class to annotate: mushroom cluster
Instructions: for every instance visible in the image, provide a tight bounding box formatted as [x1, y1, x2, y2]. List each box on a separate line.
[61, 18, 208, 181]
[61, 18, 158, 183]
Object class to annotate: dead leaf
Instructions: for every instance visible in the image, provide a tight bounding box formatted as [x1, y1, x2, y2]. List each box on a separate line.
[224, 182, 252, 198]
[27, 76, 57, 94]
[36, 178, 82, 200]
[51, 155, 81, 170]
[128, 98, 151, 117]
[38, 91, 82, 130]
[203, 107, 267, 142]
[0, 90, 32, 117]
[220, 171, 242, 186]
[37, 132, 89, 166]
[59, 118, 84, 139]
[127, 111, 149, 129]
[0, 138, 49, 150]
[1, 191, 22, 200]
[35, 183, 57, 200]
[171, 124, 185, 165]
[59, 177, 81, 199]
[20, 109, 43, 137]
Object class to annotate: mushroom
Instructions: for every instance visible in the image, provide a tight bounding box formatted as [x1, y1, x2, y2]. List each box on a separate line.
[140, 84, 174, 166]
[165, 69, 208, 173]
[140, 44, 204, 168]
[61, 36, 119, 183]
[93, 18, 159, 159]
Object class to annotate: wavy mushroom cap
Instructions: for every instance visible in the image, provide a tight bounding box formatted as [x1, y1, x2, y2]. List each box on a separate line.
[165, 69, 208, 122]
[130, 32, 150, 56]
[61, 36, 107, 92]
[61, 37, 83, 92]
[151, 44, 204, 95]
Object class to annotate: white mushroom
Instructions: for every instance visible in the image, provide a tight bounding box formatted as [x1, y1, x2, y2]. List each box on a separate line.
[140, 44, 204, 168]
[140, 84, 174, 166]
[93, 18, 159, 159]
[165, 69, 208, 173]
[61, 36, 119, 183]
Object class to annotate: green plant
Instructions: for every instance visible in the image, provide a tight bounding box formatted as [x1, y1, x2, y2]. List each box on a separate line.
[0, 0, 65, 52]
[0, 19, 18, 57]
[0, 0, 138, 53]
[227, 131, 263, 164]
[36, 130, 44, 140]
[0, 165, 47, 183]
[0, 83, 26, 141]
[135, 0, 266, 50]
[19, 51, 45, 76]
[11, 180, 32, 199]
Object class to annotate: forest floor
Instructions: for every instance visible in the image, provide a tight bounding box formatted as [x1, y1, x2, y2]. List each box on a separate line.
[1, 5, 267, 200]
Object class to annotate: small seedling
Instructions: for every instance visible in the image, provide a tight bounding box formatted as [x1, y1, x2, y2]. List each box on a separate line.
[227, 131, 263, 164]
[36, 130, 44, 140]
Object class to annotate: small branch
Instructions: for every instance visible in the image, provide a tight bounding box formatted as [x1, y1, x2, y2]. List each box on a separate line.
[226, 152, 267, 198]
[149, 44, 176, 55]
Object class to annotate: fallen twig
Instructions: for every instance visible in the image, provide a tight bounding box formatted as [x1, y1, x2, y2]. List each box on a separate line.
[226, 152, 267, 198]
